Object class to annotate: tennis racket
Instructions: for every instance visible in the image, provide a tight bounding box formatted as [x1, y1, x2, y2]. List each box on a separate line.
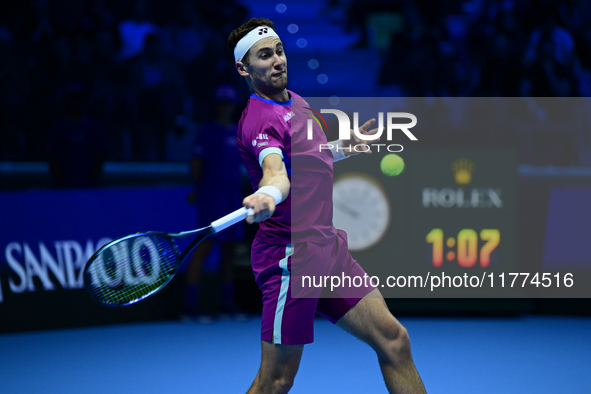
[83, 206, 253, 306]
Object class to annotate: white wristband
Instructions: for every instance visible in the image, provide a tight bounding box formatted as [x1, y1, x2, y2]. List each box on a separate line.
[329, 140, 348, 162]
[256, 185, 283, 205]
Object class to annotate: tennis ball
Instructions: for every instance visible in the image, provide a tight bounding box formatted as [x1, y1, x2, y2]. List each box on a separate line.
[380, 154, 405, 176]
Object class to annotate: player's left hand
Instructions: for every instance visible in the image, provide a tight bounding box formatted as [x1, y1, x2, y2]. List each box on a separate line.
[340, 118, 382, 157]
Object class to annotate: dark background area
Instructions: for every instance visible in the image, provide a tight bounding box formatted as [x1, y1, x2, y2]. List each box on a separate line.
[2, 0, 591, 164]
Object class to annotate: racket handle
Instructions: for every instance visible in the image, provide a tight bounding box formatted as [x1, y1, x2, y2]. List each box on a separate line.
[211, 207, 254, 233]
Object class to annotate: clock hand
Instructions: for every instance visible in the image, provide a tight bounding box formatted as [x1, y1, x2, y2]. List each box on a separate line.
[334, 199, 359, 218]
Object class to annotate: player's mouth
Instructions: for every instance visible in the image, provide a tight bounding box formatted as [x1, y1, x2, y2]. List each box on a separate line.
[272, 71, 285, 78]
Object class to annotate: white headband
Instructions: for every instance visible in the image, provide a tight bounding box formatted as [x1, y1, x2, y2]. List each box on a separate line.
[234, 26, 280, 63]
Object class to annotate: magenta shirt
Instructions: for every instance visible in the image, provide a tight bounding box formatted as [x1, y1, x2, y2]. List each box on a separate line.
[237, 90, 338, 245]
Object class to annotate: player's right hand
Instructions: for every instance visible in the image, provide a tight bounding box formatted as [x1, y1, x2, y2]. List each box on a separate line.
[243, 192, 276, 224]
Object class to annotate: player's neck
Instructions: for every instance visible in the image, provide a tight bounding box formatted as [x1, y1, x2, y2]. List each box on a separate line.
[254, 89, 289, 103]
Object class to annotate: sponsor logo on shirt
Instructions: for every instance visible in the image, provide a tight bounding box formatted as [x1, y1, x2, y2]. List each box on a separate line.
[283, 111, 295, 122]
[253, 133, 269, 147]
[257, 142, 269, 148]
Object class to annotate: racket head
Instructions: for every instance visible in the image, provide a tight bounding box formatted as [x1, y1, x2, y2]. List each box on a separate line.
[83, 232, 181, 306]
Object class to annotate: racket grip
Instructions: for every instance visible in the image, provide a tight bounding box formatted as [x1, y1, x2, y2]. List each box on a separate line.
[211, 207, 254, 233]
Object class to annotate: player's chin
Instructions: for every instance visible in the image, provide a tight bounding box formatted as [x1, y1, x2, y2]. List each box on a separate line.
[275, 80, 288, 90]
[271, 75, 288, 89]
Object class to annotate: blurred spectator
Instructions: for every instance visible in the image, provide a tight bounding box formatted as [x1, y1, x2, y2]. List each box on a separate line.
[379, 25, 441, 96]
[521, 13, 578, 97]
[46, 83, 107, 188]
[160, 1, 211, 66]
[198, 0, 249, 34]
[127, 33, 186, 160]
[165, 96, 199, 162]
[344, 0, 405, 48]
[471, 7, 526, 96]
[0, 25, 33, 160]
[117, 0, 159, 60]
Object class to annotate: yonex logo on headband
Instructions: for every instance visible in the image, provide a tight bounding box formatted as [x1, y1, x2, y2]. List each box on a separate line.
[234, 26, 280, 63]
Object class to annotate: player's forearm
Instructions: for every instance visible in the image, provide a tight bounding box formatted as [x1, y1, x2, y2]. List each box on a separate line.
[258, 174, 290, 202]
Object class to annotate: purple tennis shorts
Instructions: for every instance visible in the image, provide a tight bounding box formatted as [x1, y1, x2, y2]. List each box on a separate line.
[251, 229, 375, 345]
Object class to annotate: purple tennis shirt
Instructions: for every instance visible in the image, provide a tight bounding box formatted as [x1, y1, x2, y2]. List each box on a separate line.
[237, 90, 338, 245]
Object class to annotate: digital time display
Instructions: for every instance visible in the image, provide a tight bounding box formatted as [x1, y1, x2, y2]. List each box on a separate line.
[425, 228, 500, 268]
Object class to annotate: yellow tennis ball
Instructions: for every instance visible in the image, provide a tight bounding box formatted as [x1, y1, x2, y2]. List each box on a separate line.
[380, 154, 405, 176]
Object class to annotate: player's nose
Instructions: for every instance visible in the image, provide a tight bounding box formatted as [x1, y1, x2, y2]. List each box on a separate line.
[272, 53, 285, 68]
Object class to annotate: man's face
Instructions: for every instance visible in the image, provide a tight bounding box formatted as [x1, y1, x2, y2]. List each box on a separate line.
[243, 37, 288, 94]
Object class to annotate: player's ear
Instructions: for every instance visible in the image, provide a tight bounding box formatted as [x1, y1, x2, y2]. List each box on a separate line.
[236, 61, 249, 77]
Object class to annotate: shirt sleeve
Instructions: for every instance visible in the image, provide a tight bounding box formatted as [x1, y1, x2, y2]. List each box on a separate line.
[243, 122, 285, 167]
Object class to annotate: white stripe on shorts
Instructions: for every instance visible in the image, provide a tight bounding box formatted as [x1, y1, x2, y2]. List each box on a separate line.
[273, 243, 293, 344]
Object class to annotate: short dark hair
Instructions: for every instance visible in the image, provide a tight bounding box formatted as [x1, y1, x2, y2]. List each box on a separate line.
[227, 18, 277, 64]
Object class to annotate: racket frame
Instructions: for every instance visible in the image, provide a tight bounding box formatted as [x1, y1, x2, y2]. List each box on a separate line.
[83, 226, 215, 306]
[83, 207, 252, 306]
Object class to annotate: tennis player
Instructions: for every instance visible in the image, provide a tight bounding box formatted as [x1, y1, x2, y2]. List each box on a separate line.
[229, 18, 427, 394]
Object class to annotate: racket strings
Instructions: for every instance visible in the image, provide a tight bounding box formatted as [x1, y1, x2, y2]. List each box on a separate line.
[85, 235, 178, 305]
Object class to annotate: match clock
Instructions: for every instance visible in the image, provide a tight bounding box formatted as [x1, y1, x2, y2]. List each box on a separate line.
[425, 228, 501, 268]
[332, 173, 391, 251]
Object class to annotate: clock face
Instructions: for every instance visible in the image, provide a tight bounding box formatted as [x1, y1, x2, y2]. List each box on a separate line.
[332, 173, 391, 251]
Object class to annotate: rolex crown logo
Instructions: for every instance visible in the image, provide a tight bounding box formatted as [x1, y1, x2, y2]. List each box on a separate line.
[450, 158, 475, 185]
